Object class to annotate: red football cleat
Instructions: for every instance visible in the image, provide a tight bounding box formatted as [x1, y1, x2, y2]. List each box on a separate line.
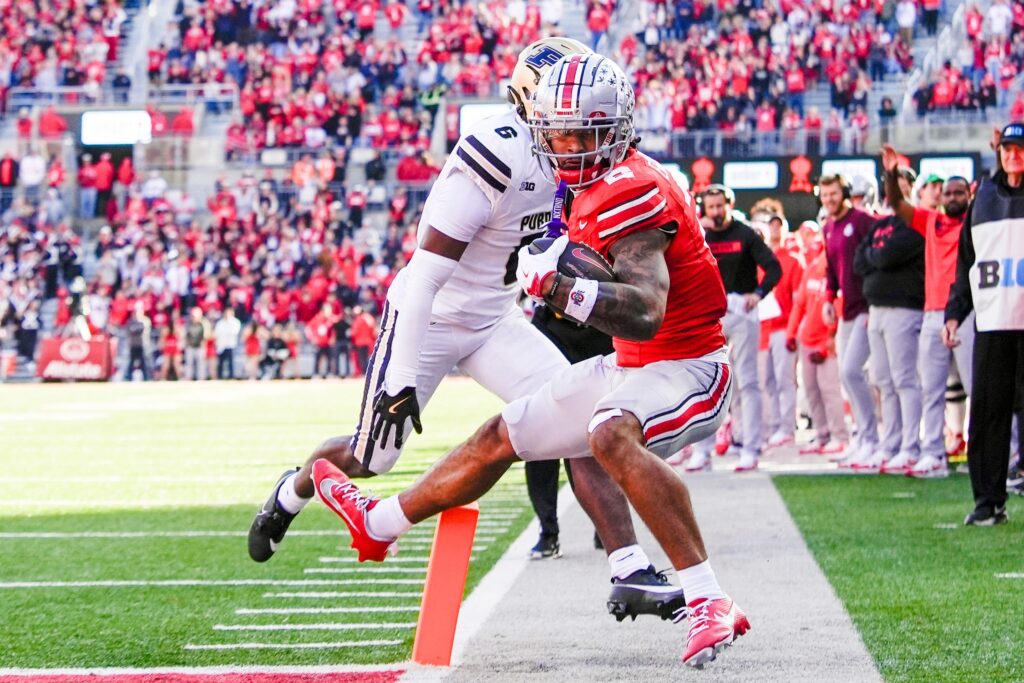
[682, 597, 751, 668]
[714, 418, 732, 456]
[312, 459, 395, 562]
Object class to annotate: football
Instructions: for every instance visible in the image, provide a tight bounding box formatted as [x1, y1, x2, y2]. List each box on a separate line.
[528, 237, 616, 283]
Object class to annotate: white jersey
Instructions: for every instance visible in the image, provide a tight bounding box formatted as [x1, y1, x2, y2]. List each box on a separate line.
[388, 108, 556, 329]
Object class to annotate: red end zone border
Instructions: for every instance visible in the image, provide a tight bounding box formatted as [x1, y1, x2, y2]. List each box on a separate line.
[0, 667, 406, 683]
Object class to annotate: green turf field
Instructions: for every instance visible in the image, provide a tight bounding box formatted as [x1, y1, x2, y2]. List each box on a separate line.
[775, 475, 1024, 683]
[0, 379, 534, 669]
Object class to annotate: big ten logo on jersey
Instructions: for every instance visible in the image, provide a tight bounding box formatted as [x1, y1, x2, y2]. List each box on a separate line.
[520, 181, 536, 192]
[977, 258, 1024, 289]
[520, 211, 549, 231]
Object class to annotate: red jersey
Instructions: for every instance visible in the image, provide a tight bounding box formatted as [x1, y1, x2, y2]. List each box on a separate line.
[566, 149, 727, 367]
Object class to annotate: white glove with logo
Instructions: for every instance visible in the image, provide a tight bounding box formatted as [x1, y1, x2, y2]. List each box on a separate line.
[516, 235, 568, 301]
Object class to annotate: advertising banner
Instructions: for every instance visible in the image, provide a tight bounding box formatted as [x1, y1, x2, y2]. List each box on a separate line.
[37, 336, 117, 381]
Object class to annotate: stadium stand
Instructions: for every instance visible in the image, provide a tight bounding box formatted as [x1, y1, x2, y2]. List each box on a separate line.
[0, 0, 1021, 382]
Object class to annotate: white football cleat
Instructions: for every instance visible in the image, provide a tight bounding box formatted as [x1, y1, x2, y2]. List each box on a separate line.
[684, 450, 712, 473]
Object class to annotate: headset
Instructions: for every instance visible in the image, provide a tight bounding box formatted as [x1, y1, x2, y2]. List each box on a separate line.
[702, 183, 736, 206]
[814, 174, 852, 201]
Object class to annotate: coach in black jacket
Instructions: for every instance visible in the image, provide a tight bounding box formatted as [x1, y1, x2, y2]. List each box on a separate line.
[945, 123, 1024, 525]
[853, 215, 925, 472]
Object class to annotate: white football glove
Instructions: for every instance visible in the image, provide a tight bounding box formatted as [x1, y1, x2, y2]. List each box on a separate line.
[517, 234, 568, 301]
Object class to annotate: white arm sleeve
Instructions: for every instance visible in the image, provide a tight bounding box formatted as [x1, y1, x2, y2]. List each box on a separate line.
[383, 173, 492, 393]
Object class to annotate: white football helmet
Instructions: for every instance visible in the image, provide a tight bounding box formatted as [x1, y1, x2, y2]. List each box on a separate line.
[527, 54, 636, 189]
[507, 37, 592, 121]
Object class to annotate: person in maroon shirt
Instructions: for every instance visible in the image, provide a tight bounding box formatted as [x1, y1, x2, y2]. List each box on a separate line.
[818, 174, 880, 466]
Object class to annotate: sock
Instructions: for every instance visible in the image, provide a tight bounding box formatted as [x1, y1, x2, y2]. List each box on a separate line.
[365, 495, 412, 540]
[608, 544, 652, 581]
[275, 472, 311, 515]
[676, 559, 726, 603]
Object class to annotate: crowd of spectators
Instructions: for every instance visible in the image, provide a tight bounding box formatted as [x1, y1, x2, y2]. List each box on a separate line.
[146, 0, 569, 156]
[617, 0, 917, 141]
[910, 0, 1024, 117]
[0, 0, 131, 111]
[0, 147, 430, 380]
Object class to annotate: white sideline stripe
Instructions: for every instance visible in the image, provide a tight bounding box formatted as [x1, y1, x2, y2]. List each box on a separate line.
[0, 501, 294, 509]
[995, 573, 1024, 579]
[237, 607, 419, 615]
[213, 622, 416, 631]
[318, 556, 478, 564]
[0, 664, 407, 674]
[443, 483, 577, 671]
[304, 567, 427, 574]
[0, 530, 342, 539]
[320, 555, 430, 563]
[184, 641, 403, 651]
[0, 579, 422, 589]
[263, 591, 422, 599]
[3, 475, 290, 483]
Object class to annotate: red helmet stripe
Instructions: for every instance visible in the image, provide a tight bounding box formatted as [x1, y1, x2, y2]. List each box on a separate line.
[560, 55, 583, 110]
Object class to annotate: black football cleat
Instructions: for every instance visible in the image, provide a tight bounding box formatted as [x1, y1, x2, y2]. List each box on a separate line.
[529, 534, 562, 560]
[248, 468, 300, 562]
[963, 505, 1008, 526]
[607, 565, 687, 622]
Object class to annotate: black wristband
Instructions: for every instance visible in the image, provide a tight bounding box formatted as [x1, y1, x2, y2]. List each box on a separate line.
[549, 272, 564, 301]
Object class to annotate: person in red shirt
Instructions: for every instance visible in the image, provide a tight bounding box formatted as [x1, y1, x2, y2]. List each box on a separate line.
[881, 144, 972, 478]
[47, 156, 66, 189]
[786, 225, 848, 454]
[587, 0, 610, 51]
[94, 153, 115, 219]
[305, 302, 338, 378]
[16, 108, 32, 140]
[384, 0, 406, 34]
[160, 323, 183, 381]
[355, 0, 378, 40]
[78, 154, 98, 219]
[760, 215, 804, 449]
[38, 106, 68, 138]
[244, 323, 263, 380]
[348, 305, 377, 376]
[114, 157, 134, 212]
[171, 107, 195, 136]
[785, 66, 805, 116]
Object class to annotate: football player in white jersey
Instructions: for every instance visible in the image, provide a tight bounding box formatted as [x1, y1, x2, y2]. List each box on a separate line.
[248, 38, 686, 621]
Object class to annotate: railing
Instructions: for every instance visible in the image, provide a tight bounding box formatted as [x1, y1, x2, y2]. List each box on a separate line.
[7, 83, 239, 112]
[7, 86, 129, 108]
[227, 144, 410, 169]
[146, 84, 239, 112]
[640, 128, 874, 159]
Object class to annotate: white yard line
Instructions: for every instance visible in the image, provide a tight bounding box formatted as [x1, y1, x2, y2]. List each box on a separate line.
[183, 641, 403, 651]
[995, 573, 1024, 579]
[0, 579, 423, 589]
[320, 556, 429, 563]
[303, 567, 428, 574]
[0, 530, 341, 539]
[237, 607, 419, 615]
[0, 664, 407, 675]
[212, 623, 416, 631]
[262, 591, 422, 599]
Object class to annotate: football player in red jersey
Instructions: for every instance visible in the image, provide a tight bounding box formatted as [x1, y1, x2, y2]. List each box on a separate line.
[312, 54, 749, 668]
